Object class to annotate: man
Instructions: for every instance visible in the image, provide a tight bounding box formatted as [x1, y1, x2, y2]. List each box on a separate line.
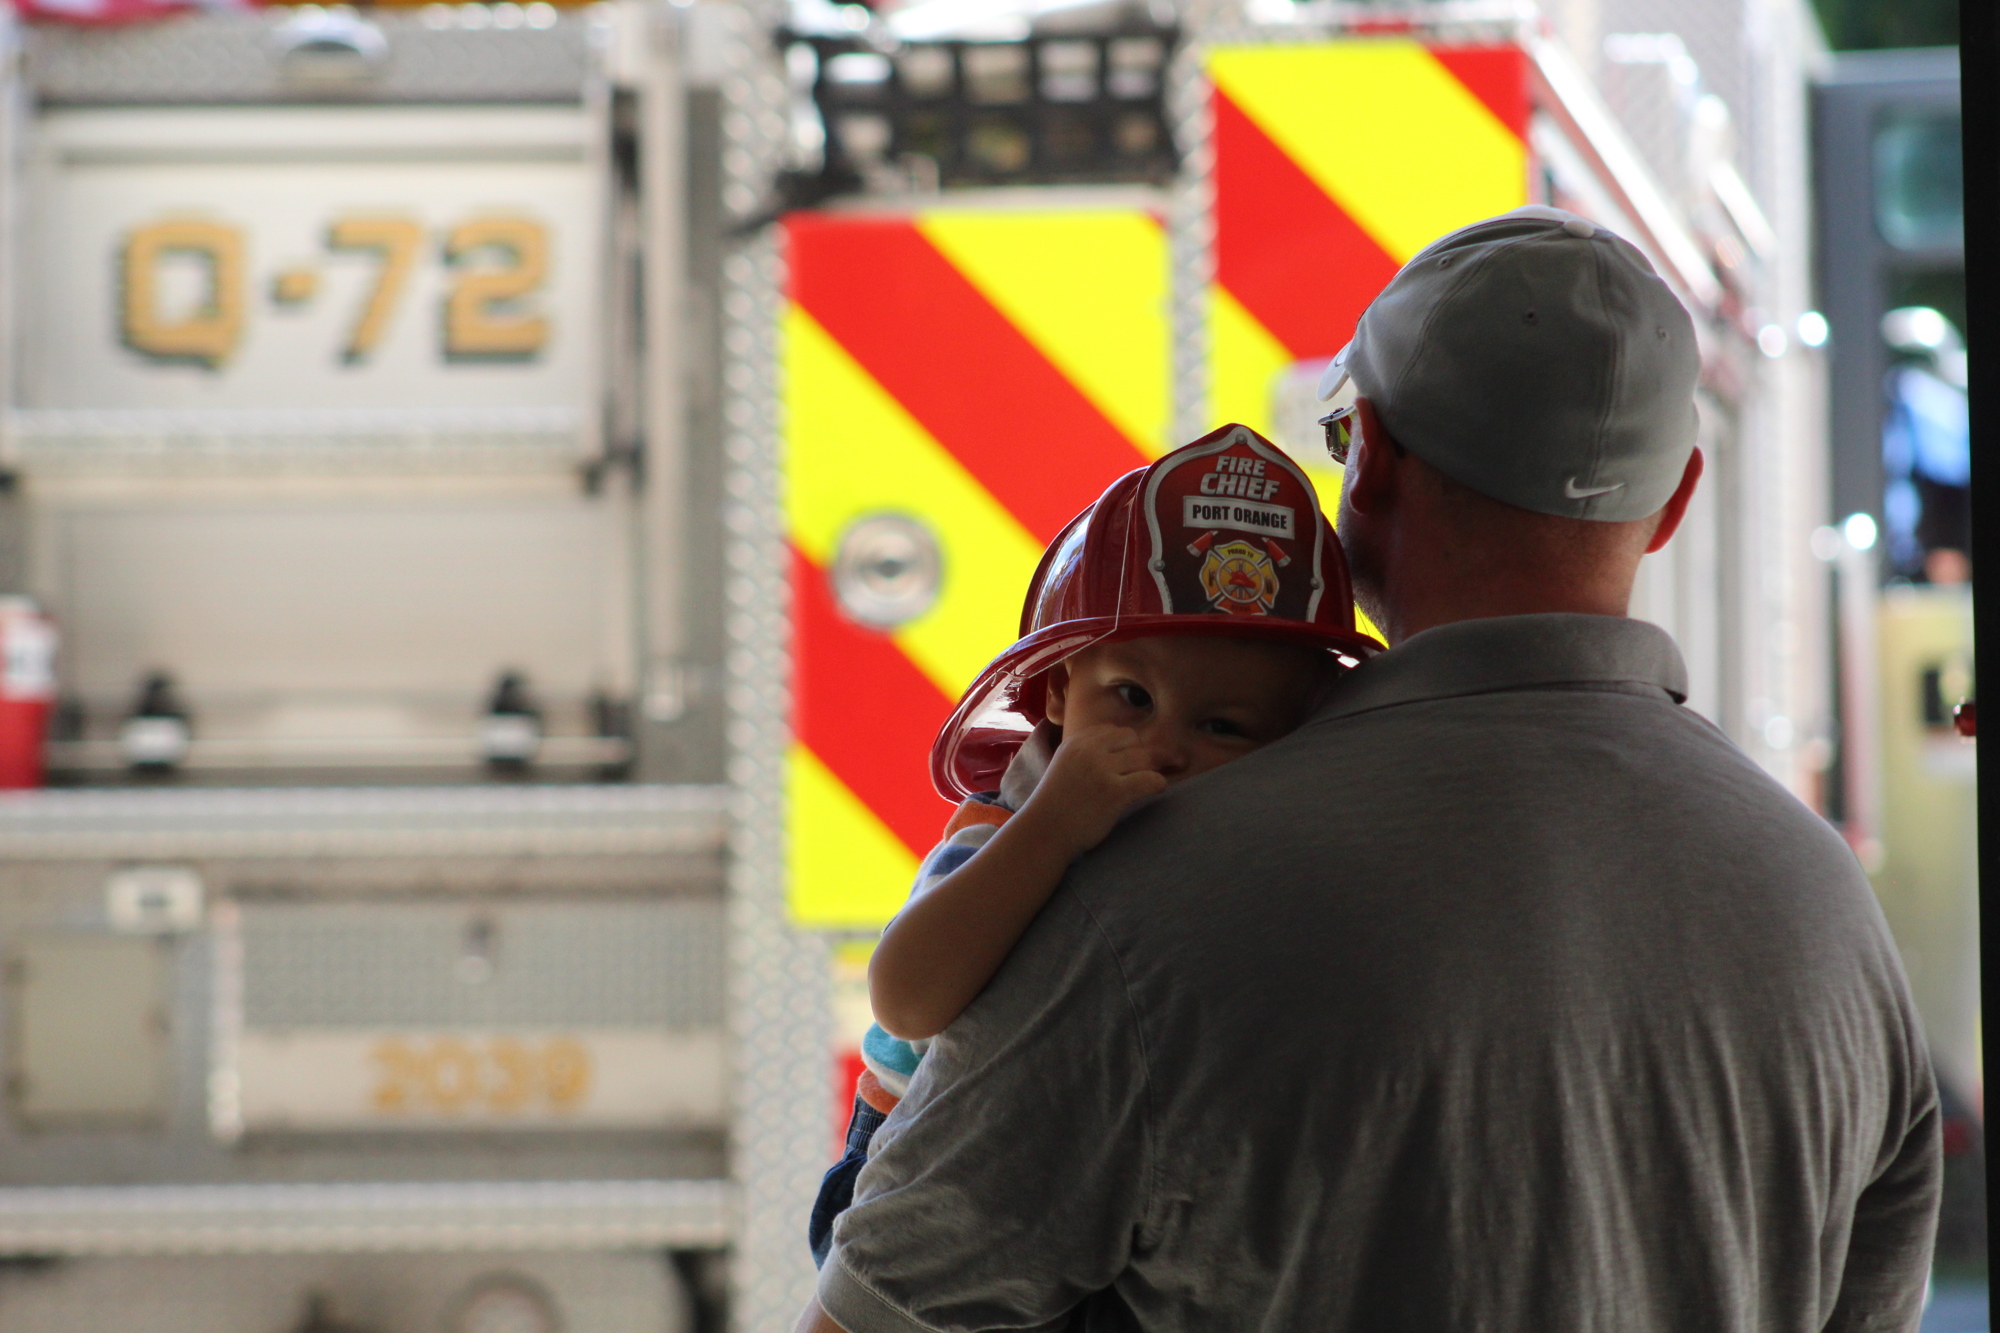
[801, 207, 1939, 1332]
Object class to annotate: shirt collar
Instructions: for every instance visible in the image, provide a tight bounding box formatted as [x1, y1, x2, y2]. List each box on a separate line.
[1315, 613, 1689, 723]
[998, 720, 1059, 811]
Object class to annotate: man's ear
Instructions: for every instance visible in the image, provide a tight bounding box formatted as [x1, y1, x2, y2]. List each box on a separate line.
[1041, 665, 1069, 726]
[1344, 397, 1399, 517]
[1643, 447, 1704, 555]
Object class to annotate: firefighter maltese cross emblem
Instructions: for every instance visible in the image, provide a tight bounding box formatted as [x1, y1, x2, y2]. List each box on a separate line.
[1195, 536, 1281, 616]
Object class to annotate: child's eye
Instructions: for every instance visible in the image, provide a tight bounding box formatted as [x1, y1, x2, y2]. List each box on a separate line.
[1198, 717, 1249, 738]
[1113, 683, 1152, 710]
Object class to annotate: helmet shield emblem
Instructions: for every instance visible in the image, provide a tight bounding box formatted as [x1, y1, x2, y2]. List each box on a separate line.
[1141, 426, 1325, 623]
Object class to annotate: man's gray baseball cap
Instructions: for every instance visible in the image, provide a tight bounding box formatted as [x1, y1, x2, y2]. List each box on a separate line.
[1317, 205, 1700, 523]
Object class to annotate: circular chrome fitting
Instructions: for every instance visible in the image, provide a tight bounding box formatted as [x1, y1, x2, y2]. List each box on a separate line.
[449, 1273, 562, 1333]
[831, 513, 944, 629]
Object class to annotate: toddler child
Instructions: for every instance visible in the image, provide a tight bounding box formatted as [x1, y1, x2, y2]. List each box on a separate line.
[809, 423, 1381, 1265]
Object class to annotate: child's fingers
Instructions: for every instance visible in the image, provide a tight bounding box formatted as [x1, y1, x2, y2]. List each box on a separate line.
[1086, 753, 1158, 786]
[1045, 726, 1171, 816]
[1082, 730, 1164, 776]
[1120, 769, 1169, 799]
[1028, 739, 1168, 849]
[1059, 727, 1168, 786]
[1068, 722, 1142, 754]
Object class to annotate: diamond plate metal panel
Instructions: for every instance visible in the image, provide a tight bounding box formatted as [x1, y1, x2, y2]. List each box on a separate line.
[23, 11, 594, 107]
[1595, 0, 1748, 160]
[717, 2, 830, 1326]
[0, 12, 20, 492]
[1169, 0, 1221, 444]
[237, 901, 723, 1030]
[0, 1181, 730, 1255]
[0, 784, 728, 860]
[0, 1247, 692, 1333]
[8, 407, 589, 474]
[1596, 50, 1697, 209]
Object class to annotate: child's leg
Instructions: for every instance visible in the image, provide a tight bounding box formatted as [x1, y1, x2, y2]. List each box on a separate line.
[809, 1094, 890, 1267]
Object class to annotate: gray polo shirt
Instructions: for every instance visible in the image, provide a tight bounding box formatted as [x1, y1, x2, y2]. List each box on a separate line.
[820, 613, 1939, 1333]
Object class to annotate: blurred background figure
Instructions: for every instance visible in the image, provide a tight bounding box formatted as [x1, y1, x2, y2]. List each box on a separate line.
[1817, 32, 1980, 1328]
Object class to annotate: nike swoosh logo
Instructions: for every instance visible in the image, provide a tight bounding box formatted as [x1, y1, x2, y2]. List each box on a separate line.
[1564, 477, 1625, 499]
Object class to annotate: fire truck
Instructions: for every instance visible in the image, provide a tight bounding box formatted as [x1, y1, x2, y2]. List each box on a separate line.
[0, 0, 1814, 1327]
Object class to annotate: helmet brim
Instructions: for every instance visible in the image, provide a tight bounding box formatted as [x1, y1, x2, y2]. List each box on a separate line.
[928, 614, 1384, 801]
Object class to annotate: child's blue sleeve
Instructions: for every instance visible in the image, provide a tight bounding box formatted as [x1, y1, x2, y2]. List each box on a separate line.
[913, 819, 1004, 891]
[919, 840, 979, 881]
[861, 1022, 923, 1088]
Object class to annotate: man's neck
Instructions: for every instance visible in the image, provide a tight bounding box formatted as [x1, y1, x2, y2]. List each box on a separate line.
[1371, 576, 1635, 647]
[1347, 445, 1658, 647]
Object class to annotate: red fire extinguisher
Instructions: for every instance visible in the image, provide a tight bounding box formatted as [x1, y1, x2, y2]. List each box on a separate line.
[0, 597, 56, 789]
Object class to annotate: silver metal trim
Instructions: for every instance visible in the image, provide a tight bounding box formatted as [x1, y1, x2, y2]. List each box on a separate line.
[45, 734, 634, 775]
[0, 9, 19, 472]
[0, 784, 728, 861]
[22, 10, 594, 108]
[716, 1, 832, 1325]
[0, 1180, 733, 1255]
[639, 4, 693, 754]
[1167, 0, 1214, 445]
[208, 898, 246, 1143]
[1262, 0, 1536, 32]
[6, 408, 590, 474]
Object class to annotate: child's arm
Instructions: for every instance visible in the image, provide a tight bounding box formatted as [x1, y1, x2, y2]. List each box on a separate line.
[868, 723, 1167, 1041]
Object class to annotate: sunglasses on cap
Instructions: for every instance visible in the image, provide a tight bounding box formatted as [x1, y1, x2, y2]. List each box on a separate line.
[1317, 404, 1357, 466]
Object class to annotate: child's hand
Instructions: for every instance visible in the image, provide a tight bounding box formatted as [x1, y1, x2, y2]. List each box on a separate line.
[1019, 723, 1170, 856]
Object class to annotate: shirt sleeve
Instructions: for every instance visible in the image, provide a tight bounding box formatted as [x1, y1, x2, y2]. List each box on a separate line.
[914, 820, 1002, 890]
[817, 887, 1154, 1333]
[1824, 1035, 1942, 1333]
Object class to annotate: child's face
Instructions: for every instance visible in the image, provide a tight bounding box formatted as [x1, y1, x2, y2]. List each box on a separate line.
[1043, 635, 1334, 786]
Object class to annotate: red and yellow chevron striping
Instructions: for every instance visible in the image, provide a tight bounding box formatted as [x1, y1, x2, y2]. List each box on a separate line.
[1207, 40, 1530, 471]
[783, 208, 1171, 928]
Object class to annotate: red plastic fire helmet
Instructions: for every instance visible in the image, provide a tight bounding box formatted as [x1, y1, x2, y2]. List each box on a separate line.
[930, 422, 1384, 800]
